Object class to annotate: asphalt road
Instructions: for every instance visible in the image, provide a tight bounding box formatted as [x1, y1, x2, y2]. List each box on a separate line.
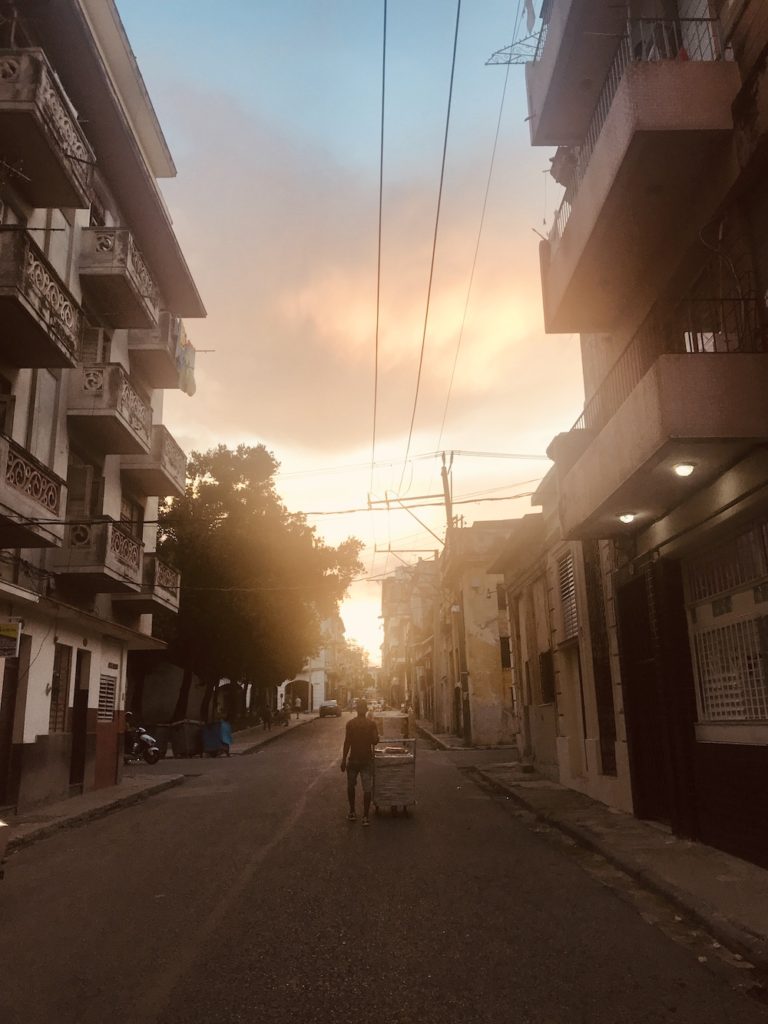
[1, 717, 765, 1024]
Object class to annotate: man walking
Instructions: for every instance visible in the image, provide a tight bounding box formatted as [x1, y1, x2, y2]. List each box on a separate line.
[341, 700, 379, 826]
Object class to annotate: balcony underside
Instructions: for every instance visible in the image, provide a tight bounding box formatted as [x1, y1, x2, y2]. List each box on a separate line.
[120, 461, 183, 499]
[67, 412, 149, 456]
[0, 508, 61, 548]
[556, 354, 768, 539]
[542, 62, 741, 334]
[0, 108, 91, 209]
[526, 0, 625, 146]
[0, 292, 78, 368]
[79, 274, 156, 330]
[112, 588, 177, 615]
[128, 345, 178, 388]
[54, 564, 140, 593]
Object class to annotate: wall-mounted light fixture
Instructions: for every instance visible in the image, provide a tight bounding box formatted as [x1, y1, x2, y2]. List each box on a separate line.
[673, 463, 695, 478]
[619, 513, 636, 525]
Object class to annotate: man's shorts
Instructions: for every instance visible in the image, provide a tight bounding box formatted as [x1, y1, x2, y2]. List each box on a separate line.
[346, 762, 373, 794]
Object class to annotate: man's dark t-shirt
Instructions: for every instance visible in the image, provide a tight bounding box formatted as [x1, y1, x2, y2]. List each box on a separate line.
[345, 717, 379, 767]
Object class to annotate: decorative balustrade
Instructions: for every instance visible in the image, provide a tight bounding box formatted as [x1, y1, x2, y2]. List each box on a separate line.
[159, 427, 187, 489]
[71, 364, 152, 451]
[79, 227, 159, 328]
[0, 49, 94, 207]
[59, 518, 143, 587]
[5, 439, 62, 514]
[154, 557, 180, 595]
[549, 18, 728, 247]
[0, 227, 82, 362]
[571, 298, 765, 436]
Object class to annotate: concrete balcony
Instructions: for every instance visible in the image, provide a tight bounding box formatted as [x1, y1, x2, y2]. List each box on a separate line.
[120, 424, 186, 499]
[553, 345, 768, 540]
[0, 227, 82, 367]
[0, 49, 94, 208]
[127, 313, 188, 389]
[525, 0, 626, 146]
[112, 554, 180, 615]
[79, 227, 159, 329]
[0, 436, 66, 548]
[53, 519, 143, 593]
[541, 30, 741, 333]
[67, 364, 152, 456]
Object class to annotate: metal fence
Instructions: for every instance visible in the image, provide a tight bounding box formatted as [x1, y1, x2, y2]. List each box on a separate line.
[571, 298, 764, 434]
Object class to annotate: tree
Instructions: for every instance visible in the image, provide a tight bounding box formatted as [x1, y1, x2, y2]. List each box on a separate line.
[157, 444, 363, 719]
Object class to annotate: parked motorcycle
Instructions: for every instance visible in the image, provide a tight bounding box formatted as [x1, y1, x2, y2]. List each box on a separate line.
[124, 714, 161, 765]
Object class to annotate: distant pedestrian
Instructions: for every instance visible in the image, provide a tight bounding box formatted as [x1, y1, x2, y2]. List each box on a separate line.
[294, 696, 302, 719]
[341, 700, 379, 826]
[261, 704, 272, 731]
[281, 698, 290, 726]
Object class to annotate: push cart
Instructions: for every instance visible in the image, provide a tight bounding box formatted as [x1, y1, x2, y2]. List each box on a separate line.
[373, 737, 416, 816]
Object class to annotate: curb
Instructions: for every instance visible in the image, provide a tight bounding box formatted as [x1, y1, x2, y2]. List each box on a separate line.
[415, 723, 453, 751]
[6, 775, 186, 855]
[235, 714, 320, 756]
[474, 767, 768, 972]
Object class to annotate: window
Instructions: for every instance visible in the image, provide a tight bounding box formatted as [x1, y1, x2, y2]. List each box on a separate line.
[499, 635, 512, 671]
[48, 643, 72, 732]
[558, 553, 579, 641]
[120, 496, 144, 538]
[97, 675, 117, 722]
[692, 619, 768, 723]
[686, 521, 768, 727]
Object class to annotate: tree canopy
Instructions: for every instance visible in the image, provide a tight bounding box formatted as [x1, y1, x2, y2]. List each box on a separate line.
[157, 444, 363, 698]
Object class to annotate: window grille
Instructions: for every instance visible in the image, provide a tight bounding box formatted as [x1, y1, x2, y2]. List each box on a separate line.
[48, 643, 72, 733]
[558, 553, 579, 641]
[692, 618, 768, 722]
[98, 675, 117, 722]
[687, 524, 768, 603]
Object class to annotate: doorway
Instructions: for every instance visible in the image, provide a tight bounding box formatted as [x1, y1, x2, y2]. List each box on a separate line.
[0, 656, 19, 806]
[616, 572, 672, 824]
[69, 649, 91, 790]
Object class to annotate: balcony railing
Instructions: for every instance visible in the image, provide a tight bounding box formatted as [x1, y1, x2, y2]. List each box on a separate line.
[153, 556, 181, 598]
[550, 18, 728, 246]
[0, 49, 94, 207]
[158, 426, 187, 491]
[0, 227, 82, 363]
[56, 518, 143, 588]
[68, 363, 153, 455]
[572, 298, 765, 435]
[79, 227, 159, 328]
[4, 437, 63, 515]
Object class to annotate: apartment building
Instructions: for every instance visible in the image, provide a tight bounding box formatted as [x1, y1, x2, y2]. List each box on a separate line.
[0, 1, 203, 811]
[525, 0, 768, 866]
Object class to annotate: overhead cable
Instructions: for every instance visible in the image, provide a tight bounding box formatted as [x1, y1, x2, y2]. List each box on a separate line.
[397, 0, 462, 494]
[370, 0, 388, 495]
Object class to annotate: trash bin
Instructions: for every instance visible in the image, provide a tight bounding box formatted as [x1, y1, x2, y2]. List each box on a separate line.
[171, 719, 203, 757]
[202, 719, 234, 756]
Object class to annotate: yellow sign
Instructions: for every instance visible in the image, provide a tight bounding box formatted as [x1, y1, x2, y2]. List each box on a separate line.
[0, 622, 20, 659]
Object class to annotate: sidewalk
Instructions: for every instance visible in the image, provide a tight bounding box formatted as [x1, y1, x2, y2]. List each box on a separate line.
[3, 713, 319, 856]
[417, 721, 768, 969]
[229, 711, 319, 754]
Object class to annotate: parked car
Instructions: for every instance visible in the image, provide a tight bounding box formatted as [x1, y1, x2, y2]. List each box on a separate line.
[319, 700, 342, 718]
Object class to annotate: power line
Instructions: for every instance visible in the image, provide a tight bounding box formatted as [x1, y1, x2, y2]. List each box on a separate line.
[397, 0, 462, 495]
[370, 0, 388, 495]
[436, 56, 512, 450]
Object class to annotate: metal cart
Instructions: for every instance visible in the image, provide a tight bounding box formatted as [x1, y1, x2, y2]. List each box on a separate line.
[373, 737, 416, 816]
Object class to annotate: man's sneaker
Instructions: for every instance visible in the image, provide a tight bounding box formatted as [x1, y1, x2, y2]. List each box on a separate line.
[347, 812, 357, 822]
[362, 816, 370, 827]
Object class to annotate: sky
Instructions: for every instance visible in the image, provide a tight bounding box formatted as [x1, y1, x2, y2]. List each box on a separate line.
[118, 0, 583, 663]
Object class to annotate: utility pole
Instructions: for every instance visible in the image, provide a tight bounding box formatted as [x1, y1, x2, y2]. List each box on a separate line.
[440, 451, 454, 537]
